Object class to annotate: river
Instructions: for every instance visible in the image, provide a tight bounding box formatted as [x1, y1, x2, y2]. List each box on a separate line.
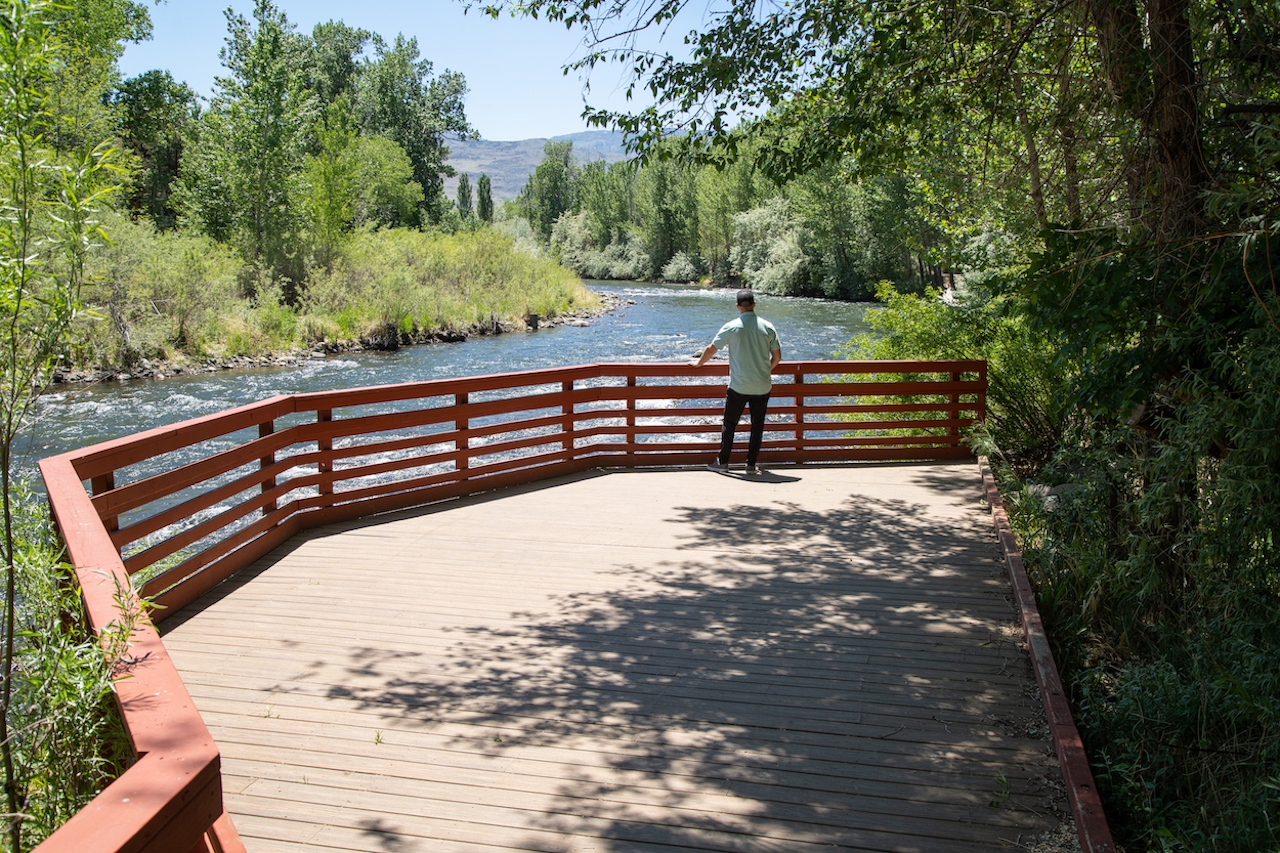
[19, 282, 872, 476]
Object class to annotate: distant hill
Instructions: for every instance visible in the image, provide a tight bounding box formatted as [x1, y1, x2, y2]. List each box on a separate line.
[443, 130, 630, 203]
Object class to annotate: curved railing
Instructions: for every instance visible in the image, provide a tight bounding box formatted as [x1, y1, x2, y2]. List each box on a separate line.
[39, 360, 986, 852]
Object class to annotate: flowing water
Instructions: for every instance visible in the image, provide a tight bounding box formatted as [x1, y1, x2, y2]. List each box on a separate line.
[19, 282, 873, 477]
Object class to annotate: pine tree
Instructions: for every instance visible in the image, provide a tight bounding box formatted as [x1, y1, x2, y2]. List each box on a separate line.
[456, 172, 473, 218]
[477, 173, 493, 223]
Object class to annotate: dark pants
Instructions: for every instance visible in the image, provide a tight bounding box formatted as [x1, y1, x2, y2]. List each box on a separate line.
[718, 388, 770, 466]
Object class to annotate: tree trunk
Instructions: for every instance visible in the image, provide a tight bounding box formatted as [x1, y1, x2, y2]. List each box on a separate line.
[1012, 76, 1048, 229]
[1146, 0, 1210, 239]
[1087, 0, 1150, 221]
[1057, 73, 1083, 224]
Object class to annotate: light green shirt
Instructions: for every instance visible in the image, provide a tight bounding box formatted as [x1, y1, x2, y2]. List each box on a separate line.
[711, 311, 780, 396]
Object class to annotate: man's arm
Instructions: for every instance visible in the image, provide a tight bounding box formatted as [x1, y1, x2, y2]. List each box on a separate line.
[689, 344, 718, 367]
[770, 348, 782, 371]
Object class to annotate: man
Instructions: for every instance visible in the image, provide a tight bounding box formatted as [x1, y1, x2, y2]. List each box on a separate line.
[689, 289, 782, 474]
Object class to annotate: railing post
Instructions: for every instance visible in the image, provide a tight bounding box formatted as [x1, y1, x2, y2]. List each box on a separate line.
[793, 369, 804, 458]
[626, 375, 637, 457]
[562, 380, 575, 456]
[949, 370, 962, 443]
[90, 472, 118, 533]
[259, 420, 276, 511]
[317, 409, 333, 499]
[978, 363, 988, 424]
[457, 391, 469, 477]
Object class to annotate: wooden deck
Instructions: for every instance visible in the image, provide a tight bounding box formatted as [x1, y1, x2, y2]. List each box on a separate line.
[160, 462, 1066, 853]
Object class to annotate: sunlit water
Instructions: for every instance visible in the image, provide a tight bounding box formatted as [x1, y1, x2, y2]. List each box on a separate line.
[18, 282, 872, 479]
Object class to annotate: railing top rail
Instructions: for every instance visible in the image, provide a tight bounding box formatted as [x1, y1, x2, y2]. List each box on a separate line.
[61, 394, 297, 481]
[56, 361, 989, 479]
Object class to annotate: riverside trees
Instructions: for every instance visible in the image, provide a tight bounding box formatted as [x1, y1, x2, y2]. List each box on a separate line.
[50, 1, 593, 372]
[178, 2, 474, 291]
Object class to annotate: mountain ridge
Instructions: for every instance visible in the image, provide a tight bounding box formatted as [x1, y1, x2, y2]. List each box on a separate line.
[443, 129, 629, 203]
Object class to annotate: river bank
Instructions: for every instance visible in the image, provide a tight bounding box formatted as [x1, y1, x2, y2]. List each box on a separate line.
[53, 290, 624, 385]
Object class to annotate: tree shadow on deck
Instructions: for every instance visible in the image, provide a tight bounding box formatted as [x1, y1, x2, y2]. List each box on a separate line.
[263, 466, 1065, 852]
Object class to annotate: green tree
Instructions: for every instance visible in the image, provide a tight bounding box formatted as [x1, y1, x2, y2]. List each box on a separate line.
[355, 34, 472, 222]
[109, 69, 197, 229]
[476, 172, 493, 222]
[307, 20, 370, 106]
[456, 171, 473, 218]
[302, 97, 359, 269]
[181, 0, 315, 292]
[517, 140, 577, 240]
[637, 156, 697, 272]
[1, 3, 118, 848]
[43, 0, 151, 153]
[695, 156, 757, 282]
[577, 159, 637, 248]
[302, 97, 425, 267]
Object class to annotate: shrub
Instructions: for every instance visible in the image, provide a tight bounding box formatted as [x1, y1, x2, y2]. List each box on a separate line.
[6, 485, 132, 847]
[661, 251, 703, 282]
[730, 197, 812, 295]
[841, 279, 1071, 466]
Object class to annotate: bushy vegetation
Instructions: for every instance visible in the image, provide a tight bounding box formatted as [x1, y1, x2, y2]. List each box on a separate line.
[3, 489, 134, 849]
[71, 219, 595, 367]
[300, 229, 593, 344]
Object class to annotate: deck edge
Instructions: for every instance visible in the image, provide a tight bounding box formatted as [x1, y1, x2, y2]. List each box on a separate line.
[978, 457, 1116, 853]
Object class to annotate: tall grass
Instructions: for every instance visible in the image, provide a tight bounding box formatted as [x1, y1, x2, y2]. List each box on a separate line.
[3, 485, 133, 850]
[70, 220, 597, 369]
[301, 228, 595, 343]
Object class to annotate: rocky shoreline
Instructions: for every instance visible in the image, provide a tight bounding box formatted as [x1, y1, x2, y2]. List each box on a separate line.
[52, 291, 624, 385]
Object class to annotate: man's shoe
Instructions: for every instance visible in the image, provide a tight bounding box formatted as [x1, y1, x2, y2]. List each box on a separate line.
[707, 460, 729, 473]
[745, 464, 763, 475]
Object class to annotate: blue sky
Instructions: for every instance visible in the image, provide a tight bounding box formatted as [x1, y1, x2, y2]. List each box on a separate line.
[118, 1, 685, 141]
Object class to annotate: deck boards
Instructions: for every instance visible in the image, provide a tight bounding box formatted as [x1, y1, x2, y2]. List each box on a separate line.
[161, 463, 1066, 852]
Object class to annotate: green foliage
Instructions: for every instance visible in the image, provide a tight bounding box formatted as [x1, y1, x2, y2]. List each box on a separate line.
[1, 3, 125, 848]
[5, 487, 132, 849]
[660, 251, 701, 283]
[196, 0, 315, 291]
[74, 213, 243, 365]
[109, 70, 196, 229]
[302, 228, 595, 339]
[42, 0, 151, 154]
[550, 211, 651, 280]
[729, 197, 811, 296]
[354, 33, 471, 223]
[305, 20, 370, 105]
[456, 172, 473, 219]
[842, 281, 1071, 464]
[476, 173, 493, 223]
[516, 141, 577, 241]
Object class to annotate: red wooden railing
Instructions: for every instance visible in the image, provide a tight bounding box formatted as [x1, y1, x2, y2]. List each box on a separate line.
[38, 360, 986, 852]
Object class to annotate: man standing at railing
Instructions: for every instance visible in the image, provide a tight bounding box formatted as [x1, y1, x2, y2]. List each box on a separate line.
[689, 289, 782, 475]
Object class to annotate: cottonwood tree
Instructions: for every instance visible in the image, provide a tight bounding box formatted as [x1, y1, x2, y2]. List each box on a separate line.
[181, 0, 315, 293]
[109, 70, 197, 229]
[355, 34, 472, 222]
[516, 141, 577, 240]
